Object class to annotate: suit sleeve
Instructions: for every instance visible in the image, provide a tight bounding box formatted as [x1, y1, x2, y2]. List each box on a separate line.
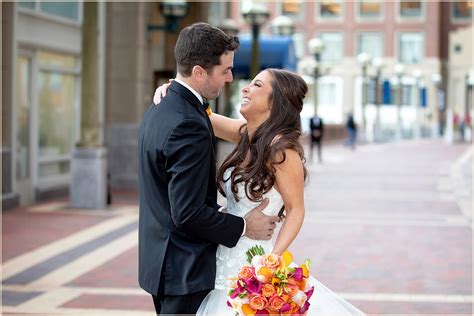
[164, 118, 244, 248]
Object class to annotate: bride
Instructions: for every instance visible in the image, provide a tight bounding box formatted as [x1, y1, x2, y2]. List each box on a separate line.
[155, 68, 364, 315]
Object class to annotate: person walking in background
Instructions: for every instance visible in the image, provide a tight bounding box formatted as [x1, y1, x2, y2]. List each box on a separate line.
[309, 113, 324, 163]
[346, 113, 357, 150]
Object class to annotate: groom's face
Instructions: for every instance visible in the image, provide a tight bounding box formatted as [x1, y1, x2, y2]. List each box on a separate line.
[200, 51, 234, 100]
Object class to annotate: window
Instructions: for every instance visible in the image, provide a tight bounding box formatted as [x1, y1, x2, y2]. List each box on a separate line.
[451, 1, 472, 20]
[399, 0, 423, 18]
[358, 0, 383, 19]
[18, 0, 80, 21]
[37, 51, 79, 180]
[357, 32, 383, 58]
[319, 33, 344, 63]
[319, 0, 343, 19]
[280, 0, 305, 20]
[399, 32, 424, 64]
[18, 1, 35, 9]
[40, 1, 78, 20]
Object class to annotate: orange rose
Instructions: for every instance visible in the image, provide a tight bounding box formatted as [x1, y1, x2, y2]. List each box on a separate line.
[249, 294, 268, 310]
[263, 254, 281, 269]
[238, 266, 254, 280]
[262, 283, 276, 297]
[268, 295, 286, 311]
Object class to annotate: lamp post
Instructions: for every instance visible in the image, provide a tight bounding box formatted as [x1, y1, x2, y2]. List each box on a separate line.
[465, 69, 474, 141]
[218, 18, 239, 118]
[147, 0, 189, 33]
[357, 52, 372, 139]
[431, 73, 443, 137]
[394, 63, 404, 140]
[308, 37, 324, 116]
[413, 68, 423, 139]
[372, 57, 384, 142]
[271, 15, 295, 37]
[243, 3, 270, 79]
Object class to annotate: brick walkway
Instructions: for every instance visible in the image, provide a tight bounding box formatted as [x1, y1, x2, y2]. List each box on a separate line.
[2, 139, 472, 315]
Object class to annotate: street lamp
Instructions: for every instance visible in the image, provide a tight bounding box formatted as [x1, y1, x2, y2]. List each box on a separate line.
[372, 57, 384, 141]
[271, 15, 295, 37]
[394, 63, 404, 140]
[431, 73, 443, 136]
[357, 52, 372, 136]
[147, 0, 189, 33]
[218, 18, 239, 117]
[465, 69, 474, 140]
[308, 37, 324, 115]
[243, 3, 270, 79]
[413, 68, 423, 139]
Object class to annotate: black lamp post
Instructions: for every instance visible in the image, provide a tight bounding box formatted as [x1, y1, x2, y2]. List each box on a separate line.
[394, 63, 404, 140]
[308, 37, 324, 116]
[413, 69, 423, 139]
[431, 73, 443, 136]
[147, 0, 189, 33]
[243, 3, 269, 79]
[218, 18, 239, 117]
[357, 52, 372, 134]
[465, 69, 474, 140]
[372, 57, 384, 141]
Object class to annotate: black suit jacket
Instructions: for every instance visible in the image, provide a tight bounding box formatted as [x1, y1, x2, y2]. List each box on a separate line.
[310, 116, 324, 141]
[138, 81, 244, 296]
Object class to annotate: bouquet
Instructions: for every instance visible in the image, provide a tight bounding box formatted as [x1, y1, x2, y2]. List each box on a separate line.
[227, 246, 314, 315]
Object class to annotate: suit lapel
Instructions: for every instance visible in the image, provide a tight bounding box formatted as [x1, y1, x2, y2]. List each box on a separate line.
[168, 82, 216, 154]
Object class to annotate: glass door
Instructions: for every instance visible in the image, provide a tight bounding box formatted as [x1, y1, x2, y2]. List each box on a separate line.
[15, 54, 34, 204]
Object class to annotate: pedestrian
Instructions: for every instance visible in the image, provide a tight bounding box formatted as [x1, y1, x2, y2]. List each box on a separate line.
[309, 113, 324, 163]
[138, 22, 279, 314]
[346, 113, 357, 150]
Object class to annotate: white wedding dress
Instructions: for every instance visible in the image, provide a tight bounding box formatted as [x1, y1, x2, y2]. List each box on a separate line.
[197, 168, 365, 315]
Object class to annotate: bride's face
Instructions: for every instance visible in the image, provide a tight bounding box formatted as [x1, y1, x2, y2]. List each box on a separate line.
[239, 70, 273, 123]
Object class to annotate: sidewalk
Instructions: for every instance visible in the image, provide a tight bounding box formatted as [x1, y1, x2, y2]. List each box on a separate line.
[2, 139, 472, 315]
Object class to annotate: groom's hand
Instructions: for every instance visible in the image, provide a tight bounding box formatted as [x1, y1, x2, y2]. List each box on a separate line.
[243, 198, 279, 240]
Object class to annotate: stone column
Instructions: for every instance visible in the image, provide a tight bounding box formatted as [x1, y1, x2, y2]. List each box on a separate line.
[2, 2, 20, 210]
[70, 2, 107, 209]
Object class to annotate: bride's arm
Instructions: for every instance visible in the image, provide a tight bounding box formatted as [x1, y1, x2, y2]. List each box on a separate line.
[209, 113, 246, 144]
[271, 149, 305, 256]
[153, 82, 246, 144]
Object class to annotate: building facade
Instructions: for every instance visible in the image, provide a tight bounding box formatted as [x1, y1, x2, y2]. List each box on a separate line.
[2, 1, 472, 209]
[2, 1, 222, 209]
[229, 1, 472, 139]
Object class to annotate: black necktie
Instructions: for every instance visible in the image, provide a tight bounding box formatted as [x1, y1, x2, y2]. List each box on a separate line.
[202, 100, 210, 111]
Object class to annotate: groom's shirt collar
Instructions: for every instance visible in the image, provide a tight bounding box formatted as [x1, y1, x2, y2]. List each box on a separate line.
[174, 78, 205, 105]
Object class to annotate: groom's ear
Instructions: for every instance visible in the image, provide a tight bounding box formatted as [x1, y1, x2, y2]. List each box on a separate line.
[192, 65, 207, 82]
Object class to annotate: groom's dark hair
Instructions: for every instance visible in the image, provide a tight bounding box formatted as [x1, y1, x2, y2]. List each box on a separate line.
[175, 22, 240, 76]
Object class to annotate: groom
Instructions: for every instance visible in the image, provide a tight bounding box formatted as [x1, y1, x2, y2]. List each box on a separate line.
[138, 22, 279, 314]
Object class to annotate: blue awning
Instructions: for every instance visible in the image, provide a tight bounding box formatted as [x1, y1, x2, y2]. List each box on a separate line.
[233, 36, 297, 79]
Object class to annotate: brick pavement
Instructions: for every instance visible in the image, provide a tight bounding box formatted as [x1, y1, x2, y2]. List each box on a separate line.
[1, 139, 472, 315]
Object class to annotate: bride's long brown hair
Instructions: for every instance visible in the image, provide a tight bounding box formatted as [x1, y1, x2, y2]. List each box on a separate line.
[217, 69, 308, 204]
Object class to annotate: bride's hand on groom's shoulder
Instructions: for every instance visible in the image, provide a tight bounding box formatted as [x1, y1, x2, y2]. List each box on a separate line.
[153, 79, 173, 105]
[244, 198, 279, 241]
